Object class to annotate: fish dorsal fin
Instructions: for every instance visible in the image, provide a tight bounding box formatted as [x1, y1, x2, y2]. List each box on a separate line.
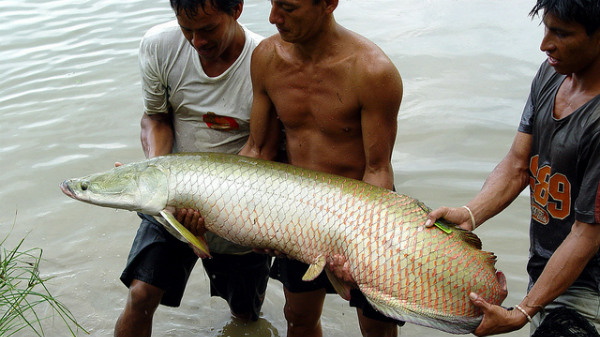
[447, 221, 483, 250]
[159, 210, 211, 257]
[324, 269, 353, 301]
[461, 230, 483, 250]
[302, 255, 326, 281]
[435, 218, 483, 250]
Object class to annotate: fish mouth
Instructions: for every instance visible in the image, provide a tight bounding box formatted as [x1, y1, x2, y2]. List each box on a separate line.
[59, 181, 76, 199]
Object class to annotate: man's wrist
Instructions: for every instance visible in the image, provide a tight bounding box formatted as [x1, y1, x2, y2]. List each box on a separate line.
[514, 305, 533, 323]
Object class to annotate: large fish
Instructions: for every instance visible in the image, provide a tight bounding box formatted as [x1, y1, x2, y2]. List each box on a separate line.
[59, 152, 506, 334]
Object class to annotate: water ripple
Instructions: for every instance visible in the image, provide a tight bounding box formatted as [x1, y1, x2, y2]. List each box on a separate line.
[32, 154, 90, 168]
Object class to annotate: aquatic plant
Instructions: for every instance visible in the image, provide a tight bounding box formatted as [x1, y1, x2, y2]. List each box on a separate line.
[0, 227, 87, 336]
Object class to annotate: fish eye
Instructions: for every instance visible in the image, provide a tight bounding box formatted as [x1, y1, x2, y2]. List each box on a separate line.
[81, 181, 89, 191]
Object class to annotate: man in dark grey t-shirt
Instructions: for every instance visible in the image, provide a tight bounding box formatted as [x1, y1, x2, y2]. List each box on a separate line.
[425, 0, 600, 335]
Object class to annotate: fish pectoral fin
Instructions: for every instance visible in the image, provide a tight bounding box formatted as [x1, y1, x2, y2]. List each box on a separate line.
[325, 269, 353, 301]
[159, 210, 211, 257]
[302, 255, 326, 281]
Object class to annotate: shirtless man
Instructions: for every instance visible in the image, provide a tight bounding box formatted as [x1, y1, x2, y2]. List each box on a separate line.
[239, 0, 403, 336]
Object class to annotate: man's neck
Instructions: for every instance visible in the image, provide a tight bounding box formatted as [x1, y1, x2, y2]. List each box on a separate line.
[291, 19, 343, 63]
[570, 58, 600, 94]
[201, 24, 245, 77]
[555, 59, 600, 119]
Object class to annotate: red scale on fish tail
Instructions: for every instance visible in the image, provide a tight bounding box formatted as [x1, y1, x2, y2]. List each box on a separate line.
[387, 265, 396, 293]
[433, 283, 441, 312]
[408, 263, 417, 305]
[353, 240, 360, 264]
[410, 259, 424, 304]
[435, 230, 453, 247]
[401, 258, 409, 299]
[372, 255, 381, 287]
[470, 265, 485, 288]
[366, 253, 374, 277]
[441, 289, 450, 315]
[419, 270, 429, 306]
[455, 249, 476, 276]
[460, 292, 470, 316]
[367, 227, 374, 266]
[405, 204, 421, 216]
[424, 274, 434, 310]
[444, 239, 464, 260]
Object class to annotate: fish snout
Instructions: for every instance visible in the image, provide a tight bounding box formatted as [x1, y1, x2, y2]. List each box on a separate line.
[59, 180, 76, 199]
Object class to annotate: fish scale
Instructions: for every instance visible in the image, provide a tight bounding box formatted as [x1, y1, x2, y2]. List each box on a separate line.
[60, 152, 506, 334]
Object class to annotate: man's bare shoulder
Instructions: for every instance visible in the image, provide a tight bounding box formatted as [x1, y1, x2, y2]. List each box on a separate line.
[253, 34, 287, 64]
[338, 29, 402, 111]
[342, 29, 401, 84]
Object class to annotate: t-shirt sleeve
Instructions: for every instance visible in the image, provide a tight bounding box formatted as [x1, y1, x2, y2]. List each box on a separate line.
[575, 125, 600, 224]
[518, 63, 549, 135]
[139, 33, 169, 115]
[518, 93, 535, 134]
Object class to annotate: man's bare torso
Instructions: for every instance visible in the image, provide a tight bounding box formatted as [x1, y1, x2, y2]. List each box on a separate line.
[259, 31, 385, 180]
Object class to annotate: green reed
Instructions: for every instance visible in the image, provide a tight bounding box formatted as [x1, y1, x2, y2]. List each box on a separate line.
[0, 231, 88, 336]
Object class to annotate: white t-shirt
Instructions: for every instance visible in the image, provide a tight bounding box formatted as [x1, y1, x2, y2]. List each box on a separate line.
[138, 21, 263, 254]
[139, 20, 263, 154]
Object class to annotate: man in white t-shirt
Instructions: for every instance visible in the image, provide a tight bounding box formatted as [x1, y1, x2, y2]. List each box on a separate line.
[114, 1, 272, 336]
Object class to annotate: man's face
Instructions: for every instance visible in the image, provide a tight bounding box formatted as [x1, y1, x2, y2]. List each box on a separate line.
[540, 11, 600, 75]
[268, 0, 327, 43]
[176, 3, 241, 61]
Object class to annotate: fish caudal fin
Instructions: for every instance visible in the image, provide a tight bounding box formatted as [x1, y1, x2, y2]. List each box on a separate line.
[159, 210, 211, 257]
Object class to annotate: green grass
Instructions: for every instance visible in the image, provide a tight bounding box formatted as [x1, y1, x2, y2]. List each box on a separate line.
[0, 228, 88, 336]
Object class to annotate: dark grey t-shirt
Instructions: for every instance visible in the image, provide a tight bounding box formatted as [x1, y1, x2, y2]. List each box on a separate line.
[518, 61, 600, 291]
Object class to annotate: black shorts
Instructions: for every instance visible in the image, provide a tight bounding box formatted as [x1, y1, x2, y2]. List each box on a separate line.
[120, 213, 271, 320]
[270, 258, 404, 325]
[201, 252, 271, 321]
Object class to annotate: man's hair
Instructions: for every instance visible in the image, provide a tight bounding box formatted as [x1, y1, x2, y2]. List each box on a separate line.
[529, 0, 600, 35]
[170, 0, 243, 17]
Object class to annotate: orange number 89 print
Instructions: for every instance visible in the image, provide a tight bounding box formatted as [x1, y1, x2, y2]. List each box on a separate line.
[529, 155, 571, 223]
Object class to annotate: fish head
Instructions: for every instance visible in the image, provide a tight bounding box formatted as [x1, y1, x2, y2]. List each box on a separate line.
[60, 161, 169, 214]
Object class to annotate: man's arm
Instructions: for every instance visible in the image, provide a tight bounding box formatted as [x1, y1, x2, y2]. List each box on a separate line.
[358, 54, 403, 190]
[239, 43, 281, 160]
[469, 220, 600, 336]
[426, 131, 532, 230]
[141, 110, 211, 257]
[328, 53, 402, 283]
[140, 112, 174, 158]
[140, 111, 212, 256]
[519, 220, 600, 311]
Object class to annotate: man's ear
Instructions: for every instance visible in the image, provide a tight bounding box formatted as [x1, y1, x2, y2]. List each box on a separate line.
[324, 0, 338, 14]
[233, 1, 244, 20]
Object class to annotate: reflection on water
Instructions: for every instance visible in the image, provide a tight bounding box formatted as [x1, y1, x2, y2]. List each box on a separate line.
[1, 0, 543, 336]
[217, 318, 280, 337]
